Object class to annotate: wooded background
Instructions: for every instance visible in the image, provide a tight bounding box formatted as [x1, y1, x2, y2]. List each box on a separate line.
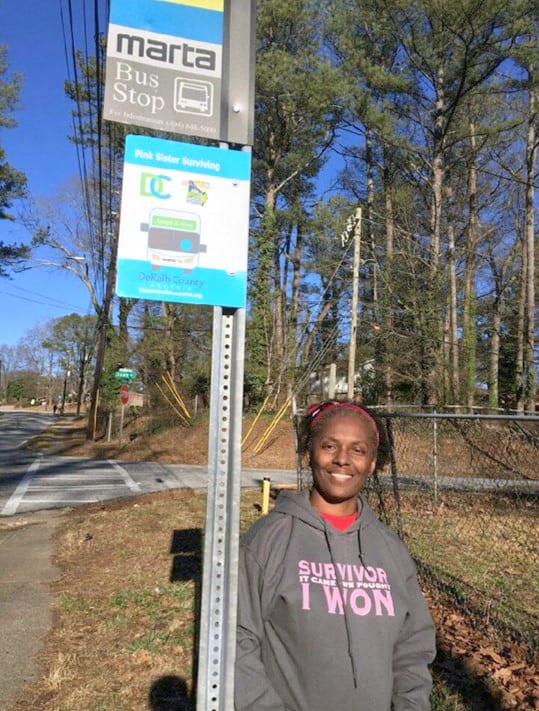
[1, 0, 537, 425]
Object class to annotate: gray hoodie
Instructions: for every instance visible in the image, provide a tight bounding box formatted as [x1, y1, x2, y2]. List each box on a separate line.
[235, 490, 436, 711]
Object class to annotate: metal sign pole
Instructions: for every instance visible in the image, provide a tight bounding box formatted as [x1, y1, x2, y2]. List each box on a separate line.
[197, 305, 245, 711]
[119, 403, 125, 443]
[103, 3, 256, 706]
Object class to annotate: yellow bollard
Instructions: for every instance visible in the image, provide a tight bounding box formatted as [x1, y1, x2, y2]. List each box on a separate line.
[261, 477, 271, 515]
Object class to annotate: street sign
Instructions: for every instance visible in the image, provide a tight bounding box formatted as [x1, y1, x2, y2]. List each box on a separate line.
[114, 368, 137, 382]
[104, 0, 255, 145]
[115, 135, 251, 308]
[104, 0, 224, 140]
[120, 384, 130, 405]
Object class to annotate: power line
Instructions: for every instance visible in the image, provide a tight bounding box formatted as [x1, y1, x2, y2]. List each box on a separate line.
[3, 283, 88, 311]
[0, 289, 89, 313]
[59, 0, 92, 236]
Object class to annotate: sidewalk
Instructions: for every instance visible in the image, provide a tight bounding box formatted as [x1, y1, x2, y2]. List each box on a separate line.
[0, 509, 63, 710]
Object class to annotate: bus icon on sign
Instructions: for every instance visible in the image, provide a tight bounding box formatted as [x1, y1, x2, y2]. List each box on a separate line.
[174, 79, 213, 116]
[143, 209, 207, 271]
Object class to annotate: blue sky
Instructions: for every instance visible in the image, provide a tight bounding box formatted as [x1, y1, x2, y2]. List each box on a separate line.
[0, 1, 347, 350]
[0, 0, 93, 346]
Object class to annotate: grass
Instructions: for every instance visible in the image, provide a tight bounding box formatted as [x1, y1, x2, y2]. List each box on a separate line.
[430, 683, 469, 711]
[6, 486, 537, 711]
[392, 490, 539, 639]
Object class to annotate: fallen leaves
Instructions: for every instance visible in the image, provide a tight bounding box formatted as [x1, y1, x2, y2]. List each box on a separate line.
[430, 590, 538, 710]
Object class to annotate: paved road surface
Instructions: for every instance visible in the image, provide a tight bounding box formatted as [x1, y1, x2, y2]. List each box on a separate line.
[0, 409, 297, 517]
[0, 414, 297, 517]
[1, 454, 536, 518]
[0, 456, 297, 517]
[0, 410, 52, 455]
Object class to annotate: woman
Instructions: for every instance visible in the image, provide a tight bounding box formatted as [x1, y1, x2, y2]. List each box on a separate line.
[235, 400, 436, 711]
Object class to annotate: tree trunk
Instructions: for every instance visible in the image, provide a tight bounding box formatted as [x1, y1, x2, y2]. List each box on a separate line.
[365, 130, 381, 403]
[488, 296, 501, 412]
[161, 302, 177, 381]
[523, 79, 537, 411]
[382, 163, 394, 408]
[76, 350, 86, 417]
[462, 121, 479, 411]
[260, 189, 278, 397]
[446, 199, 460, 404]
[86, 231, 119, 439]
[515, 233, 526, 413]
[118, 298, 136, 366]
[424, 65, 445, 406]
[272, 223, 286, 404]
[442, 305, 451, 403]
[288, 212, 303, 396]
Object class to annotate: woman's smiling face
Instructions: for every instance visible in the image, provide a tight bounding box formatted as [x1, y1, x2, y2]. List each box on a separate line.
[309, 412, 377, 515]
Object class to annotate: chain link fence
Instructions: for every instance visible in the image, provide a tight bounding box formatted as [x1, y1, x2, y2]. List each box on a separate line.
[296, 413, 539, 654]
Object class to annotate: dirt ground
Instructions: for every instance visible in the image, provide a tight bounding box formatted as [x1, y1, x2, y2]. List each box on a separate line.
[33, 412, 299, 471]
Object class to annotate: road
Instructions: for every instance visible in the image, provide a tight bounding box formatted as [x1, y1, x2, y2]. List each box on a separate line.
[0, 410, 54, 515]
[1, 410, 535, 517]
[0, 410, 52, 457]
[0, 410, 297, 517]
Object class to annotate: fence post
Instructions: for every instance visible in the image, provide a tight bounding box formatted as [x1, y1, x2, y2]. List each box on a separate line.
[432, 414, 439, 506]
[106, 410, 113, 442]
[385, 418, 404, 540]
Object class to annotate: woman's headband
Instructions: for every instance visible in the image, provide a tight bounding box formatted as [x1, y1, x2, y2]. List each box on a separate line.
[306, 401, 380, 449]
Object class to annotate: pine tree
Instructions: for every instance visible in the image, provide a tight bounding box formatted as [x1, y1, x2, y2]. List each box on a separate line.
[248, 0, 346, 403]
[0, 45, 28, 274]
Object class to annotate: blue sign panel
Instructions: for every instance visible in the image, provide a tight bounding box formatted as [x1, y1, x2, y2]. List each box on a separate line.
[116, 135, 251, 308]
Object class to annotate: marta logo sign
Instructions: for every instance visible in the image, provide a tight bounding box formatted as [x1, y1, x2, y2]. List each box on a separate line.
[104, 0, 224, 139]
[114, 33, 218, 73]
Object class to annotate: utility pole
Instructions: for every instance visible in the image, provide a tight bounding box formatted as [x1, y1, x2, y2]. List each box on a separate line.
[60, 357, 72, 415]
[86, 230, 119, 439]
[328, 362, 337, 399]
[343, 208, 362, 400]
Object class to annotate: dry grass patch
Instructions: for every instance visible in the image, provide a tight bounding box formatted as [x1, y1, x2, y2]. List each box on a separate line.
[6, 487, 537, 711]
[28, 413, 298, 471]
[9, 489, 261, 711]
[398, 490, 539, 631]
